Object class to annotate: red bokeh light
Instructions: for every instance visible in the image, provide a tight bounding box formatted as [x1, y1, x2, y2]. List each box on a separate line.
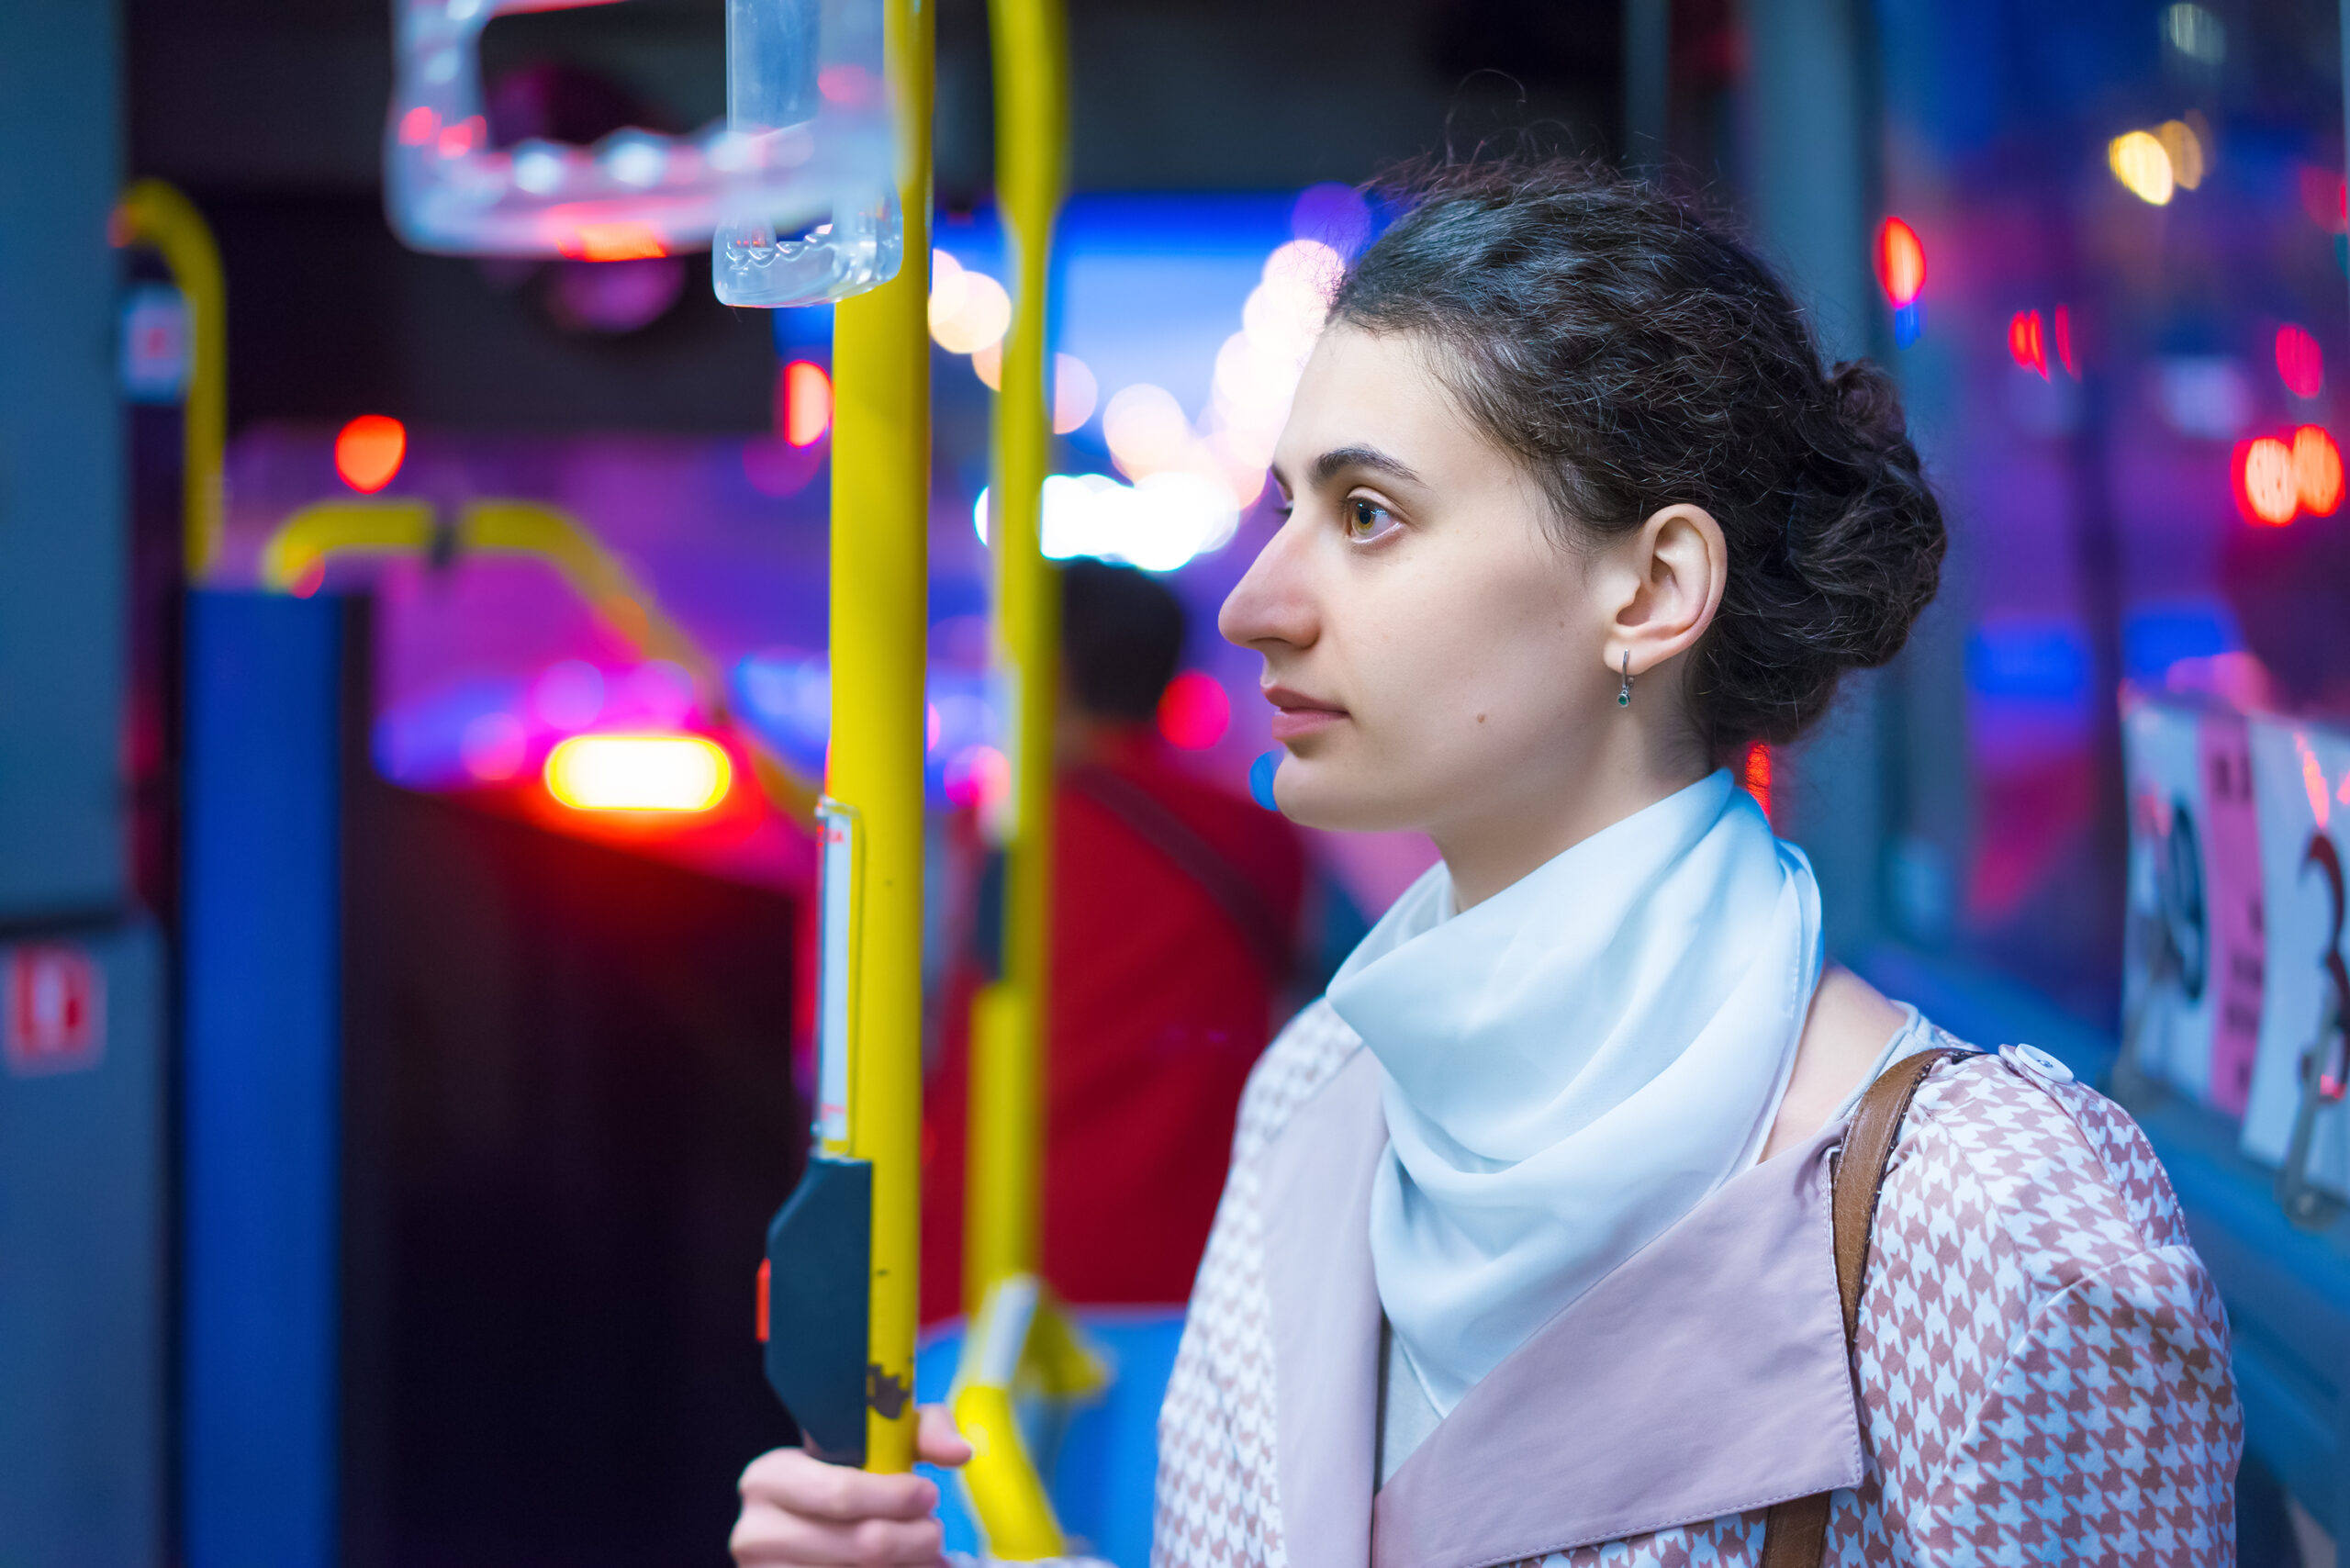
[334, 414, 407, 493]
[1157, 670, 1230, 751]
[783, 360, 833, 447]
[2295, 425, 2343, 515]
[2008, 310, 2046, 377]
[1742, 741, 1773, 823]
[2277, 324, 2324, 398]
[1873, 218, 1926, 308]
[2053, 304, 2077, 378]
[2234, 436, 2300, 526]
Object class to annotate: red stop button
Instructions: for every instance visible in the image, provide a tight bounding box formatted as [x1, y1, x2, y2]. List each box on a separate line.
[5, 944, 105, 1076]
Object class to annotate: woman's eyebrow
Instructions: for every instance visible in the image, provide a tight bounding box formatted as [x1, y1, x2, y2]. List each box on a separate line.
[1310, 443, 1425, 489]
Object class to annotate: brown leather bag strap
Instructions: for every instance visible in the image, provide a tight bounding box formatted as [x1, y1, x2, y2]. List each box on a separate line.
[1757, 1047, 1958, 1568]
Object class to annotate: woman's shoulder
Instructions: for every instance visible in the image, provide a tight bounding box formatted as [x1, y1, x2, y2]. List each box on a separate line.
[1860, 1031, 2239, 1536]
[1894, 1036, 2198, 1262]
[1228, 998, 1365, 1166]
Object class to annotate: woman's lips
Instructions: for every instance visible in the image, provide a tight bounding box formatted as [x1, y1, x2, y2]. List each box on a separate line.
[1264, 687, 1348, 741]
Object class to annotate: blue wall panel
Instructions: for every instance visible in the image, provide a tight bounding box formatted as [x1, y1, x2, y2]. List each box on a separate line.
[0, 924, 167, 1568]
[183, 590, 344, 1568]
[0, 0, 128, 917]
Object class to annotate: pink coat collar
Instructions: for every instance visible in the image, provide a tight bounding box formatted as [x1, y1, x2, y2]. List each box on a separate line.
[1257, 1046, 1863, 1568]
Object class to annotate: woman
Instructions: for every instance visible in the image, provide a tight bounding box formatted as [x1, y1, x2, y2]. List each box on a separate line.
[734, 161, 2240, 1567]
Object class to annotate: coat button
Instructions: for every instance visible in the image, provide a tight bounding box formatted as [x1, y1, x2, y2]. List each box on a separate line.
[2002, 1043, 2074, 1085]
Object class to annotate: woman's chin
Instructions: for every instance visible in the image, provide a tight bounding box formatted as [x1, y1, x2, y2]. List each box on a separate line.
[1271, 765, 1423, 835]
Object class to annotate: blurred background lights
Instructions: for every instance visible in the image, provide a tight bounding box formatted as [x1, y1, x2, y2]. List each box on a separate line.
[1102, 384, 1193, 477]
[2276, 324, 2323, 398]
[1052, 353, 1098, 434]
[928, 250, 1012, 355]
[943, 743, 1010, 813]
[783, 360, 832, 446]
[975, 471, 1242, 574]
[532, 659, 605, 730]
[544, 734, 731, 812]
[2163, 2, 2225, 64]
[2237, 436, 2303, 525]
[2108, 129, 2176, 206]
[2009, 309, 2047, 376]
[2155, 120, 2205, 190]
[2294, 425, 2344, 515]
[1874, 217, 1927, 347]
[459, 711, 527, 781]
[334, 414, 407, 493]
[2053, 304, 2077, 377]
[1873, 217, 1926, 306]
[1156, 670, 1230, 750]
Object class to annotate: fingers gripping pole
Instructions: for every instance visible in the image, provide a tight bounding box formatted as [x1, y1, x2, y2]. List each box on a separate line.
[828, 0, 934, 1476]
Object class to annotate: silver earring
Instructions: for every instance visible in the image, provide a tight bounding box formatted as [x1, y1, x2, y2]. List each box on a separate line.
[1617, 653, 1633, 708]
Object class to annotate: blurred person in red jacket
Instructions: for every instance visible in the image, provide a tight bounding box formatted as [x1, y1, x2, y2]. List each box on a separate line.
[921, 559, 1307, 1321]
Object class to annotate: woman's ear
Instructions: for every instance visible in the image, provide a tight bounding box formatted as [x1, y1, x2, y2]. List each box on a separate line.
[1597, 503, 1728, 679]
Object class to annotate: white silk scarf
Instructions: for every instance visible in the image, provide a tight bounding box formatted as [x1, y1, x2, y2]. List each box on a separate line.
[1329, 767, 1823, 1415]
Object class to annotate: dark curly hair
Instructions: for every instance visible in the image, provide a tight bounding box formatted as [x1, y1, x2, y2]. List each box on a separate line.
[1327, 158, 1944, 761]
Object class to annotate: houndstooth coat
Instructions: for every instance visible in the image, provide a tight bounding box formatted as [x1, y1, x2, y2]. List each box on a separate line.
[1154, 1002, 2241, 1568]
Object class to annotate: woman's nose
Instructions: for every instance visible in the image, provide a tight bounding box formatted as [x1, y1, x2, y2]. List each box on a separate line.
[1217, 509, 1320, 652]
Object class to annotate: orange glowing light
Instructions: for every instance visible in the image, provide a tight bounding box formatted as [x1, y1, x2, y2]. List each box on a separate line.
[1158, 670, 1231, 750]
[1742, 741, 1773, 823]
[784, 360, 832, 447]
[2277, 324, 2324, 398]
[544, 734, 732, 812]
[1873, 218, 1926, 308]
[2294, 425, 2343, 515]
[2234, 436, 2300, 525]
[2008, 310, 2047, 377]
[560, 223, 668, 263]
[334, 414, 407, 493]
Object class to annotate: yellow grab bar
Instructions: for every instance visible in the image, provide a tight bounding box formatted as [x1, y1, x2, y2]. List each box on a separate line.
[824, 0, 934, 1476]
[967, 0, 1069, 1322]
[113, 179, 229, 580]
[256, 496, 820, 823]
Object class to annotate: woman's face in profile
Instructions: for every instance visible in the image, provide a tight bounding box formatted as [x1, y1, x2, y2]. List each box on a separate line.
[1219, 325, 1627, 842]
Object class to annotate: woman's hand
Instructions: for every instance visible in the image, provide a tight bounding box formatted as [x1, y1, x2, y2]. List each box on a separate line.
[732, 1405, 975, 1567]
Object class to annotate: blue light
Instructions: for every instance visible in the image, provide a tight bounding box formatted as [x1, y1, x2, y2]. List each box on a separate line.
[1248, 749, 1281, 812]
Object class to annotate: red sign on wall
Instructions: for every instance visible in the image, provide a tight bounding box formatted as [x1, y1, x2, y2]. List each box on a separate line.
[5, 945, 106, 1076]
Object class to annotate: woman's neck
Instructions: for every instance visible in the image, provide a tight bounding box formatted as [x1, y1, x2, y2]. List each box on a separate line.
[1433, 745, 1713, 910]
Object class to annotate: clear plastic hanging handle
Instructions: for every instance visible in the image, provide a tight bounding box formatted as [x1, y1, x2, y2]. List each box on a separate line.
[382, 0, 901, 308]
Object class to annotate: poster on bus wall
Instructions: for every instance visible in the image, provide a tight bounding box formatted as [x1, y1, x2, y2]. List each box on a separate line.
[2120, 695, 2265, 1113]
[2240, 718, 2350, 1198]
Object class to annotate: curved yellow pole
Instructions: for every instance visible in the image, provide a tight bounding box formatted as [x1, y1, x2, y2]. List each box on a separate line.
[113, 179, 228, 580]
[966, 0, 1069, 1322]
[257, 497, 822, 823]
[827, 0, 934, 1476]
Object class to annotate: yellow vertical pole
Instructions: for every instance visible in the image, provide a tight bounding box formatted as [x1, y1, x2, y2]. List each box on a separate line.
[829, 0, 933, 1475]
[965, 0, 1069, 1314]
[113, 179, 227, 579]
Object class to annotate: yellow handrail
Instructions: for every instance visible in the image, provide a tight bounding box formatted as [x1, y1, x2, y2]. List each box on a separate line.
[256, 496, 820, 823]
[113, 179, 228, 580]
[967, 0, 1069, 1329]
[826, 0, 934, 1477]
[952, 0, 1100, 1557]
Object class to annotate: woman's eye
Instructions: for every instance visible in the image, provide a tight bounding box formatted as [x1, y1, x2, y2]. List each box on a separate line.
[1345, 498, 1397, 541]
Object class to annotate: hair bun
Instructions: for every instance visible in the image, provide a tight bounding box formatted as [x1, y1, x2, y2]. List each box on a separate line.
[1785, 362, 1944, 677]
